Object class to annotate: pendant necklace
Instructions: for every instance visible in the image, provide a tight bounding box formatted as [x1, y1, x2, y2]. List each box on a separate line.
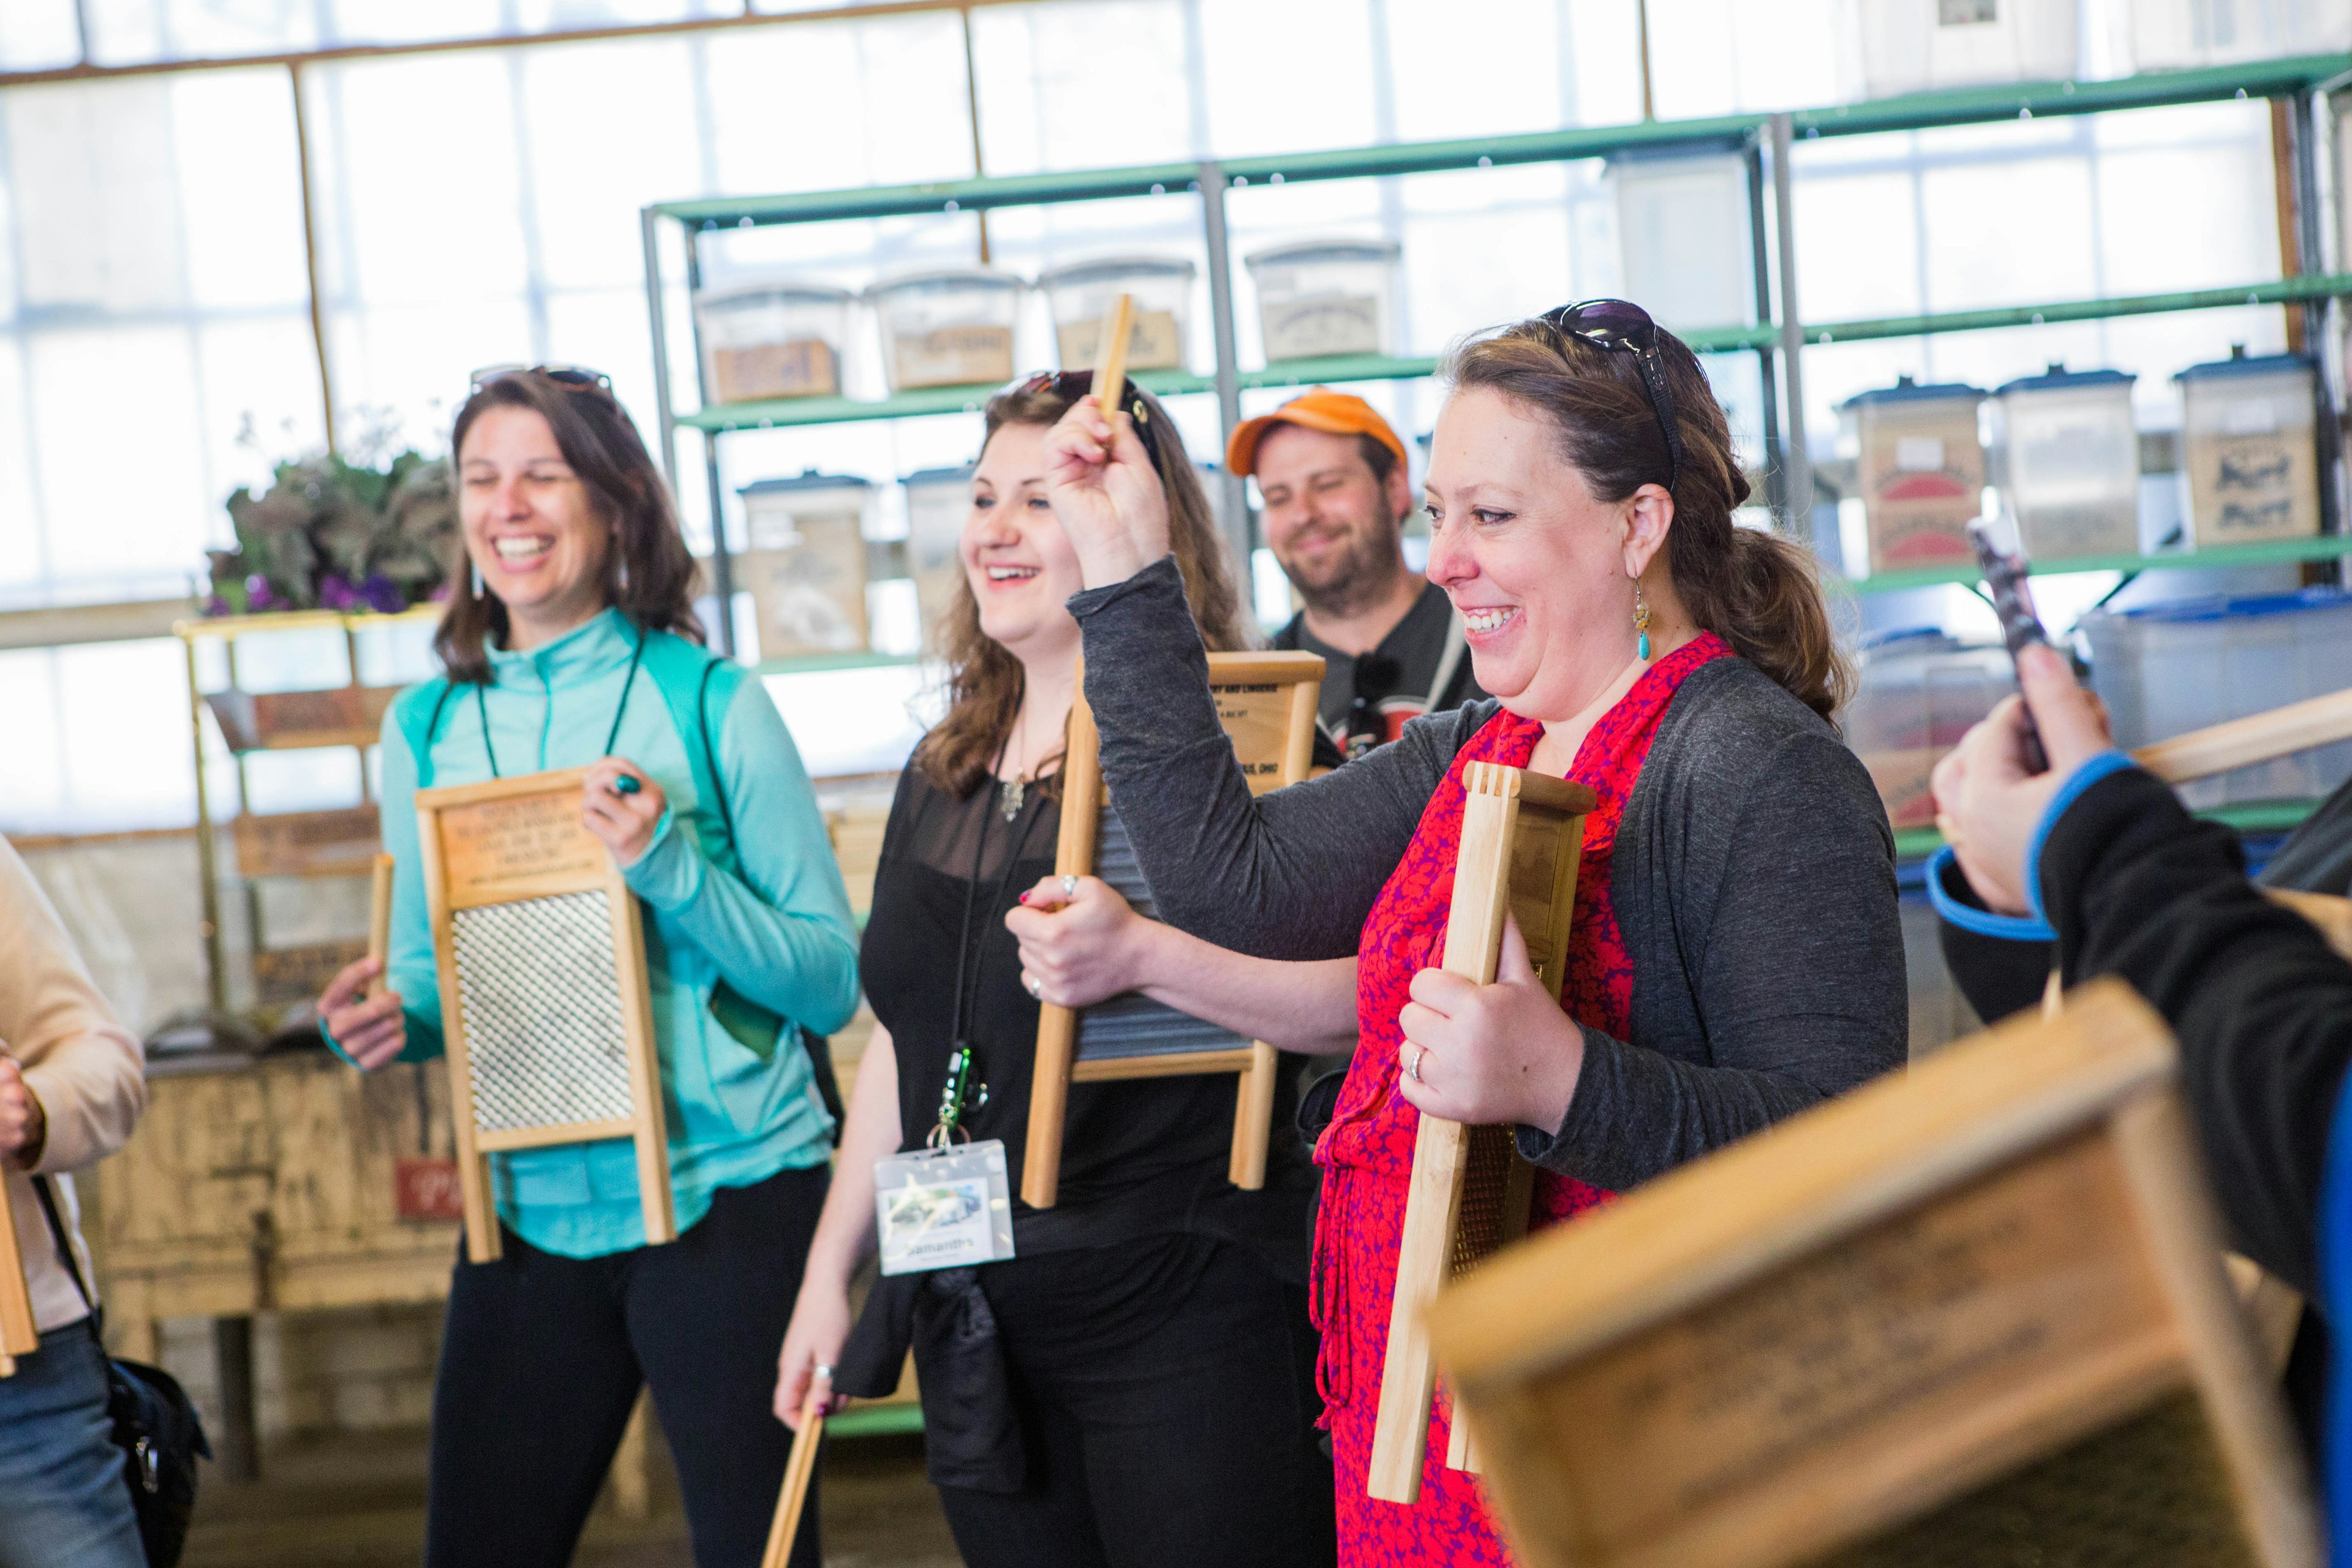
[999, 691, 1028, 821]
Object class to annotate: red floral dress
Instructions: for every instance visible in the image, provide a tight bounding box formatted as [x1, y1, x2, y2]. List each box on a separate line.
[1311, 632, 1733, 1566]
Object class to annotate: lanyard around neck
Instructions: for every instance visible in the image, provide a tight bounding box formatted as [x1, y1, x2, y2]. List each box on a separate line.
[932, 733, 1046, 1145]
[476, 626, 647, 780]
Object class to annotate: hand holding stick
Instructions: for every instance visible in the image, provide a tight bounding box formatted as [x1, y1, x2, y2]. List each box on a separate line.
[760, 1381, 829, 1568]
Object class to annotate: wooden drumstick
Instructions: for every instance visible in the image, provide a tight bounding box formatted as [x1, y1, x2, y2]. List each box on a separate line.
[1092, 292, 1136, 430]
[366, 853, 394, 1001]
[760, 1390, 827, 1568]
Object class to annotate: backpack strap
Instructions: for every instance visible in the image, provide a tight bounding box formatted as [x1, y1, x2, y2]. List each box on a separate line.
[637, 631, 746, 879]
[391, 676, 461, 792]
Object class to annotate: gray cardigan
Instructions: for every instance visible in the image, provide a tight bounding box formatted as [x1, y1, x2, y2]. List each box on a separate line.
[1070, 557, 1907, 1192]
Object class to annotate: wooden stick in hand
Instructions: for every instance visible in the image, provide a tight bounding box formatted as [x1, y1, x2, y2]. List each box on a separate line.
[366, 853, 394, 1001]
[1092, 292, 1136, 426]
[760, 1392, 827, 1568]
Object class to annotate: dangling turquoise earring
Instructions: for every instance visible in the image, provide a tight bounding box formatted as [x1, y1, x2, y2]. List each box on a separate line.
[1634, 580, 1653, 662]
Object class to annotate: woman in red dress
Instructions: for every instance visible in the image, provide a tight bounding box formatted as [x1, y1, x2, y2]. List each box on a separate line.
[1019, 304, 1909, 1564]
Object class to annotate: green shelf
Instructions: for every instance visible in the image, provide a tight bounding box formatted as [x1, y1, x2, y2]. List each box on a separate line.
[1805, 272, 2352, 345]
[827, 1402, 925, 1439]
[1842, 533, 2352, 597]
[752, 651, 925, 676]
[1897, 796, 2324, 862]
[649, 55, 2351, 229]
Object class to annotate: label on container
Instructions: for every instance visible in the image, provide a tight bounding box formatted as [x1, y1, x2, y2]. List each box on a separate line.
[1894, 437, 1947, 472]
[2223, 402, 2280, 436]
[1938, 0, 1997, 23]
[1262, 295, 1382, 361]
[737, 511, 869, 657]
[1057, 310, 1183, 373]
[714, 339, 838, 402]
[893, 325, 1016, 391]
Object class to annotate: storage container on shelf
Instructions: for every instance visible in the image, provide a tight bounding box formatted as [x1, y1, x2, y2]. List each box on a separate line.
[2083, 589, 2352, 810]
[1243, 239, 1400, 363]
[693, 281, 854, 404]
[1838, 375, 1988, 575]
[1842, 628, 2015, 831]
[733, 472, 876, 660]
[1844, 0, 2079, 98]
[2176, 349, 2321, 548]
[2127, 0, 2350, 70]
[904, 464, 975, 646]
[1609, 152, 1755, 332]
[1039, 257, 1196, 374]
[1992, 364, 2140, 562]
[867, 270, 1025, 393]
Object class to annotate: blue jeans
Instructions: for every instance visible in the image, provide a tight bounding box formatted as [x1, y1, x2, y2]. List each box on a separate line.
[0, 1316, 145, 1568]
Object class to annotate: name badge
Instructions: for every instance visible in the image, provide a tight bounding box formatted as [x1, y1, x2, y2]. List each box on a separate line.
[875, 1140, 1016, 1276]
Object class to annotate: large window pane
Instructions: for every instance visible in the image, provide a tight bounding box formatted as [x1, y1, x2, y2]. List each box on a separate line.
[0, 0, 82, 70]
[0, 67, 317, 605]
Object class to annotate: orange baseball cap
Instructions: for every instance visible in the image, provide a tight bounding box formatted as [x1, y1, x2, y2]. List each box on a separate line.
[1226, 386, 1409, 479]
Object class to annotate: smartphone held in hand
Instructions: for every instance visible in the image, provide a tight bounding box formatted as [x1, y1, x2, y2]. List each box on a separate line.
[1968, 517, 2051, 775]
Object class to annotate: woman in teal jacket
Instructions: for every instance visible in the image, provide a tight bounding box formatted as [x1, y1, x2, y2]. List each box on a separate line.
[316, 368, 858, 1568]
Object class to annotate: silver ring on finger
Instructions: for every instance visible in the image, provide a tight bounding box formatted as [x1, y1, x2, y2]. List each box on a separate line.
[1408, 1044, 1428, 1084]
[1022, 973, 1042, 998]
[813, 1364, 834, 1382]
[1061, 874, 1078, 898]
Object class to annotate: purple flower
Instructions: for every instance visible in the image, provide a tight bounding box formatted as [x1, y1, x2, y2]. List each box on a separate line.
[245, 575, 282, 613]
[317, 573, 358, 611]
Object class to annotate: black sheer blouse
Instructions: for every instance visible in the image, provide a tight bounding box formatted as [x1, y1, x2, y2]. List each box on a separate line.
[856, 758, 1313, 1265]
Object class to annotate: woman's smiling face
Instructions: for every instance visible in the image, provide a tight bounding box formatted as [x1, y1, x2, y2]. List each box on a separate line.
[458, 404, 611, 641]
[1422, 385, 1646, 722]
[962, 420, 1085, 665]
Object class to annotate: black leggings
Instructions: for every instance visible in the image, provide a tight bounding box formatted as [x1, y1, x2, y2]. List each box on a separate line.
[424, 1165, 826, 1568]
[934, 1233, 1337, 1568]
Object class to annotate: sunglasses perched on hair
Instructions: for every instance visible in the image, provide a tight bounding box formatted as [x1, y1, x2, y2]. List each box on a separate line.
[468, 363, 614, 395]
[1539, 300, 1684, 492]
[1014, 369, 1164, 469]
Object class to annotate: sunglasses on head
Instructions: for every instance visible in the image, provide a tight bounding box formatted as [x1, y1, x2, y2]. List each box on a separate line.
[1016, 369, 1164, 470]
[469, 363, 614, 396]
[1538, 299, 1684, 492]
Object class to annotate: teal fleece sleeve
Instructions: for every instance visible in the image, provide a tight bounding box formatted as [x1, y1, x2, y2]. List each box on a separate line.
[375, 709, 449, 1064]
[620, 675, 861, 1035]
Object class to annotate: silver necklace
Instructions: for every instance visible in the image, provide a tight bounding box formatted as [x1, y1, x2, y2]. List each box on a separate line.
[1000, 701, 1029, 821]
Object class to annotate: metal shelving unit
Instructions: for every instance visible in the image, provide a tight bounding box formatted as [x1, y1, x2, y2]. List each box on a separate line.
[643, 51, 2351, 660]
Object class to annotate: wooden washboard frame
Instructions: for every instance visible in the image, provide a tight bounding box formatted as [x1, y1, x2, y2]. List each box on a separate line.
[1426, 979, 2320, 1568]
[1368, 762, 1599, 1502]
[1022, 650, 1325, 1210]
[416, 767, 674, 1263]
[0, 1185, 36, 1376]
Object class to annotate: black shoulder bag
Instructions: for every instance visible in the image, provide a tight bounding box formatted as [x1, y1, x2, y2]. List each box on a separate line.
[32, 1175, 211, 1568]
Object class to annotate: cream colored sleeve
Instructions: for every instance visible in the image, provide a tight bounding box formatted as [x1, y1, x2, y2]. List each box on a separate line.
[0, 837, 145, 1174]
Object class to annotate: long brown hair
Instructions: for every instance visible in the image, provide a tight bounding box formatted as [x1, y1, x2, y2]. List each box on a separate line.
[436, 371, 703, 684]
[914, 378, 1253, 799]
[1445, 318, 1850, 720]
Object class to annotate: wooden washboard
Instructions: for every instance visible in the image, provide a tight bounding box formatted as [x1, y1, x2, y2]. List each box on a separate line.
[1368, 762, 1598, 1502]
[1022, 650, 1324, 1210]
[0, 1183, 36, 1376]
[1427, 979, 2320, 1568]
[416, 768, 673, 1263]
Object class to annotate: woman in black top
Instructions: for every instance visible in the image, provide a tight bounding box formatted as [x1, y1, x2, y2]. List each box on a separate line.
[772, 375, 1338, 1568]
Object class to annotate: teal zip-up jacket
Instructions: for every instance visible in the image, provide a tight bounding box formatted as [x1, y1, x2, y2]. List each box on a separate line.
[360, 608, 859, 1257]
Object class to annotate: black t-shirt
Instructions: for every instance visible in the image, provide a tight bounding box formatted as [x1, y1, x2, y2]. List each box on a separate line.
[856, 759, 1312, 1262]
[1274, 579, 1486, 761]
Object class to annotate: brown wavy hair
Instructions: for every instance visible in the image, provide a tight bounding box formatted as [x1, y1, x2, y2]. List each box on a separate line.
[1444, 318, 1850, 721]
[435, 372, 703, 684]
[914, 379, 1253, 799]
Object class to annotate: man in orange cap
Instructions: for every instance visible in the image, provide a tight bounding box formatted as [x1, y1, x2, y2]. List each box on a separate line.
[1230, 387, 1482, 760]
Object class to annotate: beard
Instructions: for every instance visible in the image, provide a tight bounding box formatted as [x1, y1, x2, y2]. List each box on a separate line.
[1278, 518, 1406, 619]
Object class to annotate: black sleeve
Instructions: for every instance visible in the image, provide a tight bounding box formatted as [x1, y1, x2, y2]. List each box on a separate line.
[1069, 556, 1482, 960]
[1932, 854, 2057, 1023]
[2045, 766, 2352, 1296]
